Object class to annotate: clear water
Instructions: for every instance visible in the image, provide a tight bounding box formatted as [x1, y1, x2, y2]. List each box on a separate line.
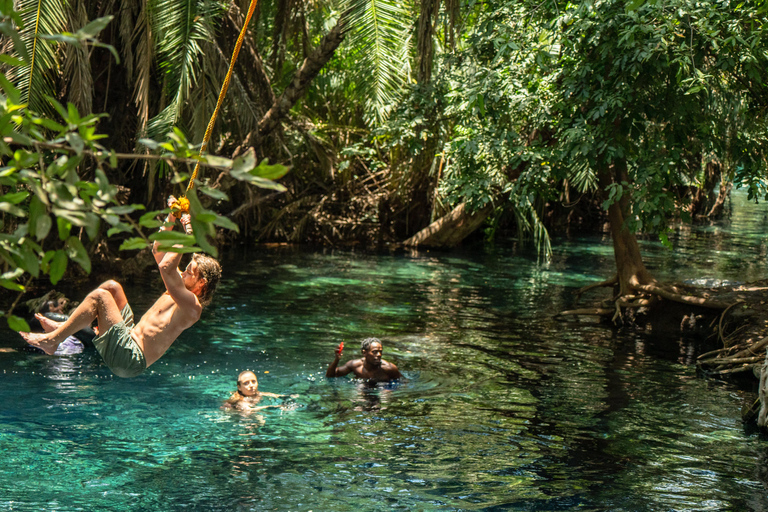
[2, 192, 768, 511]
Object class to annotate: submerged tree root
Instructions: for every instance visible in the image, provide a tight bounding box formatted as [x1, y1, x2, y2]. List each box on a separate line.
[558, 277, 734, 326]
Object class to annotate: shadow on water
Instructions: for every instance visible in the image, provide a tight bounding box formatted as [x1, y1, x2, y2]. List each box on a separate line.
[2, 191, 768, 510]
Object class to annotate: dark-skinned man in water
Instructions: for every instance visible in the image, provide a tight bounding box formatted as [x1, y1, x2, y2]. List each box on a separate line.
[20, 196, 221, 378]
[326, 337, 402, 382]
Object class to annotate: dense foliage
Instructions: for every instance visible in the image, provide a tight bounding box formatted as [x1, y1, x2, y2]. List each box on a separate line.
[2, 0, 768, 321]
[0, 0, 286, 328]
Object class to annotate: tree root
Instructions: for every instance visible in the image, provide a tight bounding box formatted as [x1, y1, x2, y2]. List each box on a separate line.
[554, 308, 614, 320]
[633, 283, 732, 310]
[576, 275, 618, 301]
[706, 364, 758, 376]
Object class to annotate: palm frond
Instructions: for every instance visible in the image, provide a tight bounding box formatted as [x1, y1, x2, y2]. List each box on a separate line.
[63, 1, 93, 115]
[12, 0, 67, 116]
[513, 194, 552, 262]
[342, 0, 413, 125]
[568, 160, 598, 193]
[146, 0, 222, 139]
[132, 0, 153, 136]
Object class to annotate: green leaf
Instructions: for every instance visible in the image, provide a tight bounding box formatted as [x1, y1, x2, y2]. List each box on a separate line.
[139, 210, 165, 228]
[0, 54, 25, 67]
[57, 217, 72, 240]
[92, 41, 121, 64]
[199, 187, 229, 201]
[0, 201, 26, 217]
[0, 73, 22, 105]
[0, 279, 25, 292]
[19, 244, 39, 278]
[49, 249, 68, 285]
[78, 15, 113, 38]
[154, 245, 202, 254]
[35, 213, 52, 241]
[0, 190, 28, 205]
[202, 155, 232, 168]
[212, 214, 240, 232]
[196, 213, 216, 222]
[187, 191, 217, 257]
[66, 236, 91, 273]
[150, 231, 196, 244]
[231, 149, 256, 175]
[119, 238, 149, 251]
[7, 315, 30, 332]
[40, 33, 81, 46]
[139, 138, 159, 150]
[106, 205, 140, 215]
[252, 159, 290, 180]
[66, 132, 85, 155]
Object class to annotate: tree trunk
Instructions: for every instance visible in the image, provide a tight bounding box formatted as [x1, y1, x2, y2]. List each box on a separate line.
[382, 0, 441, 239]
[403, 203, 492, 248]
[598, 159, 655, 296]
[248, 16, 347, 144]
[416, 0, 440, 83]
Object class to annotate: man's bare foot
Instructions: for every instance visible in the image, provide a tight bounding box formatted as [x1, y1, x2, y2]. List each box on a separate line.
[35, 313, 62, 333]
[19, 331, 59, 355]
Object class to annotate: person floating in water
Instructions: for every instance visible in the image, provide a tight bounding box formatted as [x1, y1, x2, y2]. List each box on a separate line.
[223, 370, 296, 412]
[19, 196, 221, 378]
[326, 337, 402, 382]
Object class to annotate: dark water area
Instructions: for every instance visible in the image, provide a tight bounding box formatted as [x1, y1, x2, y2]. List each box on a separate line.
[2, 192, 768, 511]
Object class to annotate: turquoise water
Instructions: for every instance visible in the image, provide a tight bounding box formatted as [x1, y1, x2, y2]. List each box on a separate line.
[2, 192, 768, 511]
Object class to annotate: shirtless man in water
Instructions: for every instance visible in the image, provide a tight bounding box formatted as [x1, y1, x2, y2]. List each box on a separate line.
[326, 337, 402, 382]
[20, 196, 221, 378]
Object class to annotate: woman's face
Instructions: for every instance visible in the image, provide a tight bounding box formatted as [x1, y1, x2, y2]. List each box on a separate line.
[237, 372, 259, 396]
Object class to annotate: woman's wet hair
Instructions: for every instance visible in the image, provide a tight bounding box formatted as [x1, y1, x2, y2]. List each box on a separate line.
[193, 253, 221, 306]
[237, 370, 257, 385]
[361, 337, 381, 352]
[226, 371, 257, 405]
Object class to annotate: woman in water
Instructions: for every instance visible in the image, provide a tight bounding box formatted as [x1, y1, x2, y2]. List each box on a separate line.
[223, 370, 294, 412]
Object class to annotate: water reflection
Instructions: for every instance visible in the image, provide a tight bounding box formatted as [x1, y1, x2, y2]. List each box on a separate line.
[1, 192, 768, 510]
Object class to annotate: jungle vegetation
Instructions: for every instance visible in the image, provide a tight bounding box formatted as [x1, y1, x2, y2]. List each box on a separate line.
[2, 0, 768, 328]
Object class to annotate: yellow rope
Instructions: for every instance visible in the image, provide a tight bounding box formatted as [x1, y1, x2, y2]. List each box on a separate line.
[172, 0, 260, 215]
[26, 0, 43, 110]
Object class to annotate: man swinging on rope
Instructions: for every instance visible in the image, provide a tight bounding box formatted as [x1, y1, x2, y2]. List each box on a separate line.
[20, 196, 221, 377]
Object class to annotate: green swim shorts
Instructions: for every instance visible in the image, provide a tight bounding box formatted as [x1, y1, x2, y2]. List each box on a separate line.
[93, 304, 147, 378]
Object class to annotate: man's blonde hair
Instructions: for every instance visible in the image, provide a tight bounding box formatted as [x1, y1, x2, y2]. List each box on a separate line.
[193, 253, 221, 306]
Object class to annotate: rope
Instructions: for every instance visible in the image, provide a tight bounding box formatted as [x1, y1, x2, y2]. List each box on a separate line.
[25, 0, 43, 110]
[172, 0, 260, 215]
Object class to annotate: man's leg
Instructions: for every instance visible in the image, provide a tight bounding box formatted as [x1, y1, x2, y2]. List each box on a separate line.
[98, 280, 129, 311]
[20, 286, 124, 355]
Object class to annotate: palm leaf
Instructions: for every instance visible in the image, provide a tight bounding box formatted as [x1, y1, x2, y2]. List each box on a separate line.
[62, 1, 93, 115]
[513, 194, 552, 262]
[12, 0, 67, 116]
[146, 0, 222, 139]
[132, 0, 154, 135]
[341, 0, 413, 125]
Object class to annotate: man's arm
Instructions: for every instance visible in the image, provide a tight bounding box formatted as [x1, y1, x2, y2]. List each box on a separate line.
[155, 203, 200, 315]
[326, 355, 356, 378]
[385, 362, 402, 380]
[153, 196, 179, 265]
